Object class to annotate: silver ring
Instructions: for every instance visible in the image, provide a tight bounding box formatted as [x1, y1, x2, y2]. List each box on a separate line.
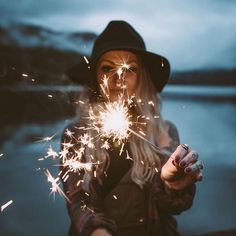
[197, 160, 204, 170]
[181, 144, 189, 151]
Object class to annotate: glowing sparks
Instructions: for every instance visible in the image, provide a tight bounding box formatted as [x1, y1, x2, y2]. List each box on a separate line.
[39, 58, 165, 206]
[62, 159, 93, 173]
[1, 200, 13, 212]
[83, 56, 89, 64]
[35, 133, 57, 142]
[113, 195, 118, 200]
[45, 145, 58, 159]
[89, 101, 131, 142]
[22, 73, 28, 77]
[148, 101, 155, 106]
[65, 129, 74, 138]
[0, 153, 3, 158]
[44, 169, 70, 202]
[48, 94, 53, 98]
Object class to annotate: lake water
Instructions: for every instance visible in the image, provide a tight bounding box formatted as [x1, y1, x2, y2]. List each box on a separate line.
[0, 85, 236, 235]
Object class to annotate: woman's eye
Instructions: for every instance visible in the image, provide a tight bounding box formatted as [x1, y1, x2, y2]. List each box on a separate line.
[128, 67, 137, 73]
[101, 65, 113, 73]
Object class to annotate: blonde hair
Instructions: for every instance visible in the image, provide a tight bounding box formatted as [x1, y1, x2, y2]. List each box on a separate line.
[79, 58, 167, 191]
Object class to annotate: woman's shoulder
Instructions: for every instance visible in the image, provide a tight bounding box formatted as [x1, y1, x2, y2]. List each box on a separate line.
[161, 120, 180, 154]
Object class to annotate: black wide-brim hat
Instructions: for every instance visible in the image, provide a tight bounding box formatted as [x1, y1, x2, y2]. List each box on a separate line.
[66, 20, 170, 93]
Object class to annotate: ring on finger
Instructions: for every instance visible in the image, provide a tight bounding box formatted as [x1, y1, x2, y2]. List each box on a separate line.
[197, 160, 204, 170]
[181, 143, 189, 151]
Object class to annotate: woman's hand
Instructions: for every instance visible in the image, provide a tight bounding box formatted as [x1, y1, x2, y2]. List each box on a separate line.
[91, 228, 113, 236]
[161, 144, 204, 190]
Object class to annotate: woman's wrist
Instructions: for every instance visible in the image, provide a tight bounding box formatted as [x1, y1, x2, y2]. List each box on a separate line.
[90, 227, 113, 236]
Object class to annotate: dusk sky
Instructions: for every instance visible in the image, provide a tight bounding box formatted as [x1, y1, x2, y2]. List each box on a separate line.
[0, 0, 236, 71]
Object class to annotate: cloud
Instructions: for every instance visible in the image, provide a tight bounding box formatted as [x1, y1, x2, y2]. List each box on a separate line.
[0, 0, 236, 70]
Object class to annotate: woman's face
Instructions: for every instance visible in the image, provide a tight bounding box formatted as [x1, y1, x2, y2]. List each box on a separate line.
[96, 50, 139, 101]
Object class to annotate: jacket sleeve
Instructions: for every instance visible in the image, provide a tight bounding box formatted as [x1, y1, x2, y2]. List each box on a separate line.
[153, 120, 196, 215]
[59, 123, 117, 236]
[152, 173, 196, 215]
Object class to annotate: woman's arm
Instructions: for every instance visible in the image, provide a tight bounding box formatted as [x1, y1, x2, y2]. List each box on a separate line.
[60, 125, 117, 236]
[153, 121, 197, 215]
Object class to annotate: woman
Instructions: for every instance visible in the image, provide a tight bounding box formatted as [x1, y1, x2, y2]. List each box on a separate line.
[60, 20, 203, 236]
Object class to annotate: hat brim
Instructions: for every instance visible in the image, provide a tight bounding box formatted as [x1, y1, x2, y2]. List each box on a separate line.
[66, 47, 170, 93]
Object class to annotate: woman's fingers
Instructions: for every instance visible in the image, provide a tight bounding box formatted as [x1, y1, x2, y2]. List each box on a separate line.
[184, 159, 204, 173]
[171, 144, 190, 165]
[178, 150, 199, 168]
[183, 160, 204, 183]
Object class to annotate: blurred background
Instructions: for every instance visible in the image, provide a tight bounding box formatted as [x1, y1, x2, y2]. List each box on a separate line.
[0, 0, 236, 235]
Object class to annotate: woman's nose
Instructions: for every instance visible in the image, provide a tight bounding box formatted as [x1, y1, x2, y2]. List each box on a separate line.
[113, 76, 121, 87]
[112, 71, 124, 87]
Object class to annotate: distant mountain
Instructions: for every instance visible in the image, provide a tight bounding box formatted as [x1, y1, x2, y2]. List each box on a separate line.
[0, 21, 235, 86]
[0, 21, 97, 85]
[169, 69, 236, 86]
[0, 21, 96, 53]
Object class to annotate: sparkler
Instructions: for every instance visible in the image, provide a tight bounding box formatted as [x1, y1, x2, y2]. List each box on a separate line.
[40, 58, 164, 203]
[88, 100, 132, 143]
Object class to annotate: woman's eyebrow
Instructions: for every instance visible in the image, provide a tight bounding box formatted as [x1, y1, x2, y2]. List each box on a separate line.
[99, 59, 115, 65]
[99, 59, 138, 65]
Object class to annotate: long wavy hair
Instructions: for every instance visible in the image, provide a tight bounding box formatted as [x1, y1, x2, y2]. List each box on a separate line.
[78, 56, 168, 191]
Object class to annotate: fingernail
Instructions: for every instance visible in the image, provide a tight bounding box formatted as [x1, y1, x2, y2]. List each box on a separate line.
[179, 161, 186, 167]
[172, 160, 177, 167]
[185, 167, 191, 173]
[198, 176, 203, 181]
[175, 156, 180, 163]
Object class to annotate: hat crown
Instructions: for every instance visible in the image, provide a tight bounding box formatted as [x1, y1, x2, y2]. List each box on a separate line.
[92, 20, 146, 58]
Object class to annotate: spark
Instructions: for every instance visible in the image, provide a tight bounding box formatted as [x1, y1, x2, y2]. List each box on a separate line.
[119, 143, 125, 156]
[48, 94, 53, 98]
[1, 200, 13, 212]
[83, 56, 89, 64]
[0, 153, 3, 158]
[76, 180, 84, 186]
[89, 100, 131, 142]
[35, 133, 57, 142]
[139, 130, 146, 136]
[80, 134, 94, 148]
[62, 159, 93, 173]
[44, 169, 70, 202]
[45, 145, 58, 159]
[126, 150, 133, 161]
[101, 141, 110, 150]
[101, 75, 109, 89]
[121, 63, 130, 70]
[117, 67, 123, 77]
[113, 195, 118, 200]
[148, 101, 155, 106]
[64, 129, 74, 138]
[22, 73, 28, 77]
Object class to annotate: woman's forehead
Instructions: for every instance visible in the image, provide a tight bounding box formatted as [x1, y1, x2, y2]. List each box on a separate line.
[99, 50, 138, 63]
